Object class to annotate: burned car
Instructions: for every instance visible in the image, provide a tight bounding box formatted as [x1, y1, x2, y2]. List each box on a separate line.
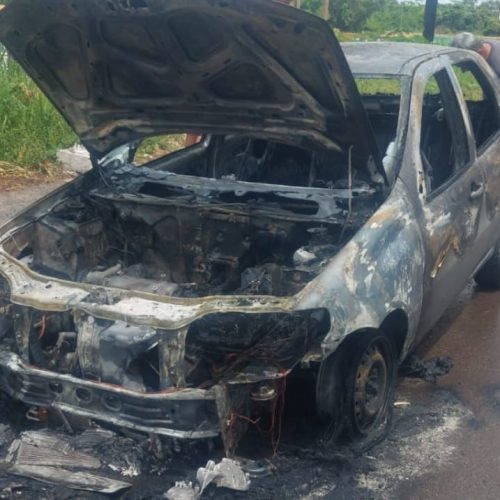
[0, 0, 500, 455]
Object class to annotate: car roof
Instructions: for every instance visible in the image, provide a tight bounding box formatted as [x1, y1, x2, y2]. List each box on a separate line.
[342, 42, 457, 77]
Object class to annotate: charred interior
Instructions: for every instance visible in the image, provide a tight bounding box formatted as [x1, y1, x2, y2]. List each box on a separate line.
[2, 135, 390, 299]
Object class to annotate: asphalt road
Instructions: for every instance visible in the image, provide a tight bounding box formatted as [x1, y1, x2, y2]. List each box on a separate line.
[396, 284, 500, 500]
[0, 180, 499, 499]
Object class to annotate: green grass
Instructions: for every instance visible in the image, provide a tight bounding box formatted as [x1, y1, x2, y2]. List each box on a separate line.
[336, 30, 426, 44]
[0, 51, 76, 172]
[0, 50, 188, 173]
[134, 134, 187, 165]
[355, 71, 484, 102]
[355, 78, 402, 96]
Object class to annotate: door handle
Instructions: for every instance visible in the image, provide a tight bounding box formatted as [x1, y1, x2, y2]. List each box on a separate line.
[470, 182, 484, 201]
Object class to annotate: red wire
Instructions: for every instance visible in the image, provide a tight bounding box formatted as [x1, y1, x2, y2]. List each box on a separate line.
[38, 315, 47, 340]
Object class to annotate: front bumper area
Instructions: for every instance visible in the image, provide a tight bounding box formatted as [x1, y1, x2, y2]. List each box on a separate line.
[0, 352, 219, 439]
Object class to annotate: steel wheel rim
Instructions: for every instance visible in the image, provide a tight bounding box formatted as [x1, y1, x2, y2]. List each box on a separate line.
[353, 341, 389, 433]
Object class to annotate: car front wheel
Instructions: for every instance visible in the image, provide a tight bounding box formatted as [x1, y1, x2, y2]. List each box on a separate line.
[316, 331, 397, 444]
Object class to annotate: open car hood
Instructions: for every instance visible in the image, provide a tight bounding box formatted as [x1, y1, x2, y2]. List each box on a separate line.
[0, 0, 383, 175]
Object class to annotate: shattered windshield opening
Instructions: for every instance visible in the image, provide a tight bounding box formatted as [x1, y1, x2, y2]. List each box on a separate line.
[114, 133, 376, 190]
[4, 131, 386, 300]
[354, 76, 403, 164]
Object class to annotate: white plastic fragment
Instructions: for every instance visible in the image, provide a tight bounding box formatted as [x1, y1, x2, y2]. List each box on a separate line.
[197, 458, 251, 494]
[164, 481, 200, 500]
[394, 401, 411, 408]
[293, 248, 317, 266]
[165, 458, 251, 499]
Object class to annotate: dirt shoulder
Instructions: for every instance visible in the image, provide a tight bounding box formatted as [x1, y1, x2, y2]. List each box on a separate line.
[0, 175, 71, 223]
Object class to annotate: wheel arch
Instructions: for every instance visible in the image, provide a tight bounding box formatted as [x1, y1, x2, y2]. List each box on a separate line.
[378, 308, 409, 361]
[315, 325, 399, 438]
[315, 308, 409, 422]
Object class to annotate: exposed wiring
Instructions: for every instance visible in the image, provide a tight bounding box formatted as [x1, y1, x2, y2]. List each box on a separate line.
[224, 375, 287, 456]
[37, 314, 47, 341]
[229, 413, 261, 426]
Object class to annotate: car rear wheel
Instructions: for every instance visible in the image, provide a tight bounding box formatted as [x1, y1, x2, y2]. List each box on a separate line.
[316, 331, 397, 444]
[475, 244, 500, 289]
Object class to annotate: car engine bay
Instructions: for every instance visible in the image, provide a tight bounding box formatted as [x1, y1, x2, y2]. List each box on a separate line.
[3, 137, 384, 300]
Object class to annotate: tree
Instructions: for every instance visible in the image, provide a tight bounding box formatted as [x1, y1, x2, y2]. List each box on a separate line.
[366, 1, 424, 34]
[300, 0, 500, 36]
[302, 0, 390, 31]
[323, 0, 330, 20]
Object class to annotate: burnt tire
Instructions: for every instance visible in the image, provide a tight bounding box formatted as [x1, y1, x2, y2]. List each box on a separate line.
[316, 331, 397, 445]
[475, 245, 500, 289]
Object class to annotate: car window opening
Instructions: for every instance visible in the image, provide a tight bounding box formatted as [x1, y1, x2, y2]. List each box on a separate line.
[420, 70, 470, 194]
[452, 61, 500, 152]
[355, 77, 402, 160]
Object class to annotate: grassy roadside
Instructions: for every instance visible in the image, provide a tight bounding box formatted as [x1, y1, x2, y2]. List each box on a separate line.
[0, 50, 76, 175]
[0, 50, 187, 175]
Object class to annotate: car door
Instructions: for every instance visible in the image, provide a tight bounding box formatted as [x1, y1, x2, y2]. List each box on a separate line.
[410, 58, 488, 336]
[448, 55, 500, 245]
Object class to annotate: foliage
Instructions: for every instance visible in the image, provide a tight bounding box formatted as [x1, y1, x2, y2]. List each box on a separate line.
[0, 49, 76, 170]
[365, 1, 425, 34]
[301, 0, 388, 31]
[355, 78, 402, 95]
[354, 72, 484, 105]
[301, 0, 500, 36]
[134, 135, 187, 165]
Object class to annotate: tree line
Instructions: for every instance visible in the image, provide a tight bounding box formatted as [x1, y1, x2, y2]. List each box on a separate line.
[300, 0, 500, 35]
[1, 0, 498, 36]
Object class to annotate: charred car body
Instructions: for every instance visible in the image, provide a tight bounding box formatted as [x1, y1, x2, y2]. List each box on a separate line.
[0, 0, 500, 453]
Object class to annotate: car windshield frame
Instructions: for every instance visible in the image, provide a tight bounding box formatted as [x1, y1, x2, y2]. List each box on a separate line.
[352, 74, 411, 181]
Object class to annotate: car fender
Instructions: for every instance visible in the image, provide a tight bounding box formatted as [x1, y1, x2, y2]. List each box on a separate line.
[295, 181, 425, 361]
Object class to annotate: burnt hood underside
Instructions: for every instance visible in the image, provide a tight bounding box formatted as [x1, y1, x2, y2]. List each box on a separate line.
[0, 0, 382, 174]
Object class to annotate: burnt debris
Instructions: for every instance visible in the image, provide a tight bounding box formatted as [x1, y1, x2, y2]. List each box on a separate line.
[400, 355, 454, 384]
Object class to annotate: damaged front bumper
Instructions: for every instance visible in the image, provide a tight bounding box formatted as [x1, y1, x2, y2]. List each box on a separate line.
[0, 351, 219, 439]
[0, 251, 329, 452]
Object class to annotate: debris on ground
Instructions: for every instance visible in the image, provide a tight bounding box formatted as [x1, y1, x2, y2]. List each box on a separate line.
[400, 355, 454, 384]
[394, 401, 411, 408]
[198, 458, 251, 493]
[3, 428, 140, 494]
[239, 459, 275, 478]
[165, 481, 200, 500]
[165, 458, 251, 499]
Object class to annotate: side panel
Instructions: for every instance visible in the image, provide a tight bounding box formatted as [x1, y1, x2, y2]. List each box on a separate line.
[296, 182, 425, 360]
